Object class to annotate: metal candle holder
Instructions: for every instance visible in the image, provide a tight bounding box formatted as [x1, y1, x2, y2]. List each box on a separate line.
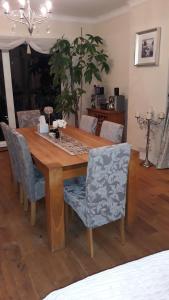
[135, 112, 165, 168]
[44, 106, 53, 127]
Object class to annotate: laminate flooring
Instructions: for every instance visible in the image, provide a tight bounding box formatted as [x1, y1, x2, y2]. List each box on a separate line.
[0, 151, 169, 299]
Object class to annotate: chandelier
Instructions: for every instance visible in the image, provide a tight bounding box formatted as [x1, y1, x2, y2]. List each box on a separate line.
[2, 0, 52, 34]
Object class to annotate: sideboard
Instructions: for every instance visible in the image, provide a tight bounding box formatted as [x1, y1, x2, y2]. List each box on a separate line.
[87, 108, 125, 136]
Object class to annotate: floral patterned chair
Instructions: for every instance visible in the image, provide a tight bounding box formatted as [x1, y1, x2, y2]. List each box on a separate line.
[100, 120, 124, 143]
[11, 129, 45, 225]
[17, 109, 40, 128]
[79, 115, 97, 134]
[1, 122, 29, 206]
[64, 143, 131, 257]
[0, 122, 20, 183]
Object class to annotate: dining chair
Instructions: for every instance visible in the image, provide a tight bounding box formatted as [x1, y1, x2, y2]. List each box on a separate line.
[0, 122, 25, 204]
[100, 120, 124, 143]
[79, 115, 97, 134]
[0, 122, 19, 181]
[11, 129, 45, 225]
[17, 109, 40, 128]
[64, 143, 131, 257]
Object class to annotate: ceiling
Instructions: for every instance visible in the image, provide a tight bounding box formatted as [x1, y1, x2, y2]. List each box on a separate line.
[51, 0, 128, 19]
[9, 0, 128, 20]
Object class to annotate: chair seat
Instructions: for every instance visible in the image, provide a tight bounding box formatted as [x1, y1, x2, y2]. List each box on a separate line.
[64, 176, 123, 229]
[64, 180, 87, 226]
[64, 176, 86, 186]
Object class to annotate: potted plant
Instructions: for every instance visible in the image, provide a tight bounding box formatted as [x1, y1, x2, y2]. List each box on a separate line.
[49, 34, 110, 127]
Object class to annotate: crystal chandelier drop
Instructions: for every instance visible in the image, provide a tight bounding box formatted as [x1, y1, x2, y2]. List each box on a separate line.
[2, 0, 52, 34]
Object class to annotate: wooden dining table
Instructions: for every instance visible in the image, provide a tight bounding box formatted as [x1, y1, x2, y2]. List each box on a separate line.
[18, 126, 138, 252]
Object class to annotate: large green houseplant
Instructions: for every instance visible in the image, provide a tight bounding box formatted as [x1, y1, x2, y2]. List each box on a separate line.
[49, 34, 110, 127]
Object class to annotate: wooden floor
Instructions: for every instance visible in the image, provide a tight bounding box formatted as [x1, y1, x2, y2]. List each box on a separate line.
[1, 150, 169, 300]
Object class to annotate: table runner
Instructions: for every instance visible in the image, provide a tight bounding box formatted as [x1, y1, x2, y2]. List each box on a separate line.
[37, 132, 90, 155]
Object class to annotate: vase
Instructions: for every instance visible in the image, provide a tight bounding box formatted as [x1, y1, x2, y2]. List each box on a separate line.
[55, 128, 60, 139]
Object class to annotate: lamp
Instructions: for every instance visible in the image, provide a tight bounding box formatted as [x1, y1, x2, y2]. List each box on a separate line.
[2, 0, 52, 35]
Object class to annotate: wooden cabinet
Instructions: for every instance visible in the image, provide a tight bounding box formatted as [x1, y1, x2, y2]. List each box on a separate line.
[87, 108, 125, 136]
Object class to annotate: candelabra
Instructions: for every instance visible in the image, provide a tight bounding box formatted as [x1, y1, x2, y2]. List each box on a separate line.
[135, 111, 165, 168]
[44, 106, 53, 127]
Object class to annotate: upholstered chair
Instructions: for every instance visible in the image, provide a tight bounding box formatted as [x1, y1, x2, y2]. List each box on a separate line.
[0, 122, 19, 182]
[79, 115, 97, 134]
[17, 110, 40, 128]
[0, 122, 26, 204]
[100, 121, 124, 143]
[64, 143, 131, 257]
[11, 129, 45, 225]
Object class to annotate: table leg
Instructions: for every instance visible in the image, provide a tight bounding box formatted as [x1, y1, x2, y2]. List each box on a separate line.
[45, 166, 65, 251]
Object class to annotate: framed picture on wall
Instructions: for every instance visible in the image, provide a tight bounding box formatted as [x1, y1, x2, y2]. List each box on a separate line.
[134, 27, 161, 66]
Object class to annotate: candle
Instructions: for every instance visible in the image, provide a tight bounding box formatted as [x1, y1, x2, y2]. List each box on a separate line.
[159, 112, 165, 119]
[147, 107, 153, 113]
[135, 112, 140, 118]
[146, 112, 152, 120]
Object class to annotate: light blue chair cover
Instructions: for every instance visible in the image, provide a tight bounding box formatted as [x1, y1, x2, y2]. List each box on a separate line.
[17, 110, 40, 128]
[11, 130, 45, 202]
[0, 122, 20, 183]
[79, 115, 97, 134]
[64, 143, 131, 229]
[100, 121, 124, 143]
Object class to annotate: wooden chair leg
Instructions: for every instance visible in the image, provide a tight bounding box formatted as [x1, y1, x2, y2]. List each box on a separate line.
[19, 184, 24, 205]
[31, 202, 36, 226]
[86, 228, 94, 258]
[24, 195, 28, 212]
[120, 216, 125, 245]
[9, 164, 13, 182]
[70, 206, 74, 221]
[13, 180, 19, 193]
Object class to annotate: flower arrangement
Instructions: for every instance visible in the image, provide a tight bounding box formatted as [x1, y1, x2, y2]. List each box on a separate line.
[53, 119, 67, 129]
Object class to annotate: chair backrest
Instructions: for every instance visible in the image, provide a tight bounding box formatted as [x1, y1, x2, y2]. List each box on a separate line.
[11, 130, 36, 201]
[0, 122, 20, 182]
[17, 110, 40, 128]
[79, 115, 97, 134]
[85, 143, 131, 228]
[100, 121, 124, 143]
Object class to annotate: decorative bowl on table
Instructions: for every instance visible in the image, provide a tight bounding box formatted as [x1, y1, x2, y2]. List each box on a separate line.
[49, 128, 60, 139]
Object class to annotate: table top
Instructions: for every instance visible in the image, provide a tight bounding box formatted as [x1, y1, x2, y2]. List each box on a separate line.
[18, 126, 112, 170]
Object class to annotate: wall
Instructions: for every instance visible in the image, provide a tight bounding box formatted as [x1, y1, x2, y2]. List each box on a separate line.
[0, 15, 94, 39]
[92, 12, 130, 140]
[93, 0, 169, 163]
[93, 13, 130, 99]
[128, 0, 169, 163]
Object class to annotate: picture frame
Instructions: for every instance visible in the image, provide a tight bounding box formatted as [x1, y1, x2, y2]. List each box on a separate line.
[134, 27, 161, 66]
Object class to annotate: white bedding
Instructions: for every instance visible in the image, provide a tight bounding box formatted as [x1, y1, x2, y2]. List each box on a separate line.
[44, 250, 169, 300]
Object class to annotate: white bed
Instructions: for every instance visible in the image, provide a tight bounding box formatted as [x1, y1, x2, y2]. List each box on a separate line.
[44, 250, 169, 300]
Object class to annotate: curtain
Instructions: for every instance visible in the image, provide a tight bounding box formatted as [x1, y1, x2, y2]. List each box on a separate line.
[156, 102, 169, 169]
[0, 36, 56, 54]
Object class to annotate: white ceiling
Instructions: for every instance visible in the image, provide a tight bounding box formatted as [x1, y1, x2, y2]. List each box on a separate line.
[8, 0, 128, 20]
[51, 0, 128, 19]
